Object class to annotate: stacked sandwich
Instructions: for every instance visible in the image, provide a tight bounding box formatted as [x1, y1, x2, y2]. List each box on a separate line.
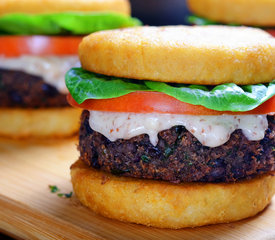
[187, 0, 275, 37]
[66, 26, 275, 228]
[0, 0, 140, 138]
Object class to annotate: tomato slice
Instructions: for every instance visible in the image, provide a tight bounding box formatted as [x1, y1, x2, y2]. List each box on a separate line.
[0, 36, 83, 57]
[67, 92, 275, 115]
[266, 29, 275, 37]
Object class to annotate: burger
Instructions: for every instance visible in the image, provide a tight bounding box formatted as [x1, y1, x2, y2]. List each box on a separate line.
[66, 26, 275, 228]
[0, 0, 140, 138]
[187, 0, 275, 37]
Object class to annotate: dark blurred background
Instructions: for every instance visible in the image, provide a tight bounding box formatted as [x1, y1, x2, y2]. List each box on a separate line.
[130, 0, 191, 26]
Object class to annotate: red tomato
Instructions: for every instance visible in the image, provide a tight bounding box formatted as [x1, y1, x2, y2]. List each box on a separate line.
[67, 92, 275, 115]
[266, 29, 275, 37]
[0, 36, 83, 57]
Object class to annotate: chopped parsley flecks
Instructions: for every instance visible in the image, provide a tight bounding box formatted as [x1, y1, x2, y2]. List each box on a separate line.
[57, 192, 73, 198]
[141, 155, 150, 163]
[164, 147, 173, 158]
[49, 185, 59, 193]
[48, 185, 73, 198]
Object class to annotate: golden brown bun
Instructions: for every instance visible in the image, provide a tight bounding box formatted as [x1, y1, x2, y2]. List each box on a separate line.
[71, 160, 275, 229]
[0, 108, 81, 139]
[79, 26, 275, 85]
[187, 0, 275, 27]
[0, 0, 130, 16]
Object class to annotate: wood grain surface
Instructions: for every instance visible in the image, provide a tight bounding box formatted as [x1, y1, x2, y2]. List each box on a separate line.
[0, 137, 274, 240]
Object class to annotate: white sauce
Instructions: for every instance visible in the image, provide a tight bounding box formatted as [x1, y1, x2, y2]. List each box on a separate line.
[89, 111, 269, 148]
[0, 55, 80, 93]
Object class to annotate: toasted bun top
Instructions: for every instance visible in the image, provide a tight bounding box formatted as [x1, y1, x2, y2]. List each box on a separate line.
[187, 0, 275, 27]
[0, 0, 130, 16]
[79, 26, 275, 85]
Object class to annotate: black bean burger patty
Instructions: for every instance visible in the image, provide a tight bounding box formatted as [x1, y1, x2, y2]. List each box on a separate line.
[79, 110, 275, 183]
[0, 68, 68, 108]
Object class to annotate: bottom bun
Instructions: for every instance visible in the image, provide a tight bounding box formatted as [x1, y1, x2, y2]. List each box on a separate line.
[71, 160, 275, 229]
[0, 108, 81, 138]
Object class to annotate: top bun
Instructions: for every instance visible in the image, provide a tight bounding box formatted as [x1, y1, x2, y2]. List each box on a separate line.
[0, 0, 130, 16]
[79, 26, 275, 85]
[187, 0, 275, 27]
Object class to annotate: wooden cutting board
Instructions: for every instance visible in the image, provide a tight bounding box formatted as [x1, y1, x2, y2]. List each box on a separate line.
[0, 137, 275, 240]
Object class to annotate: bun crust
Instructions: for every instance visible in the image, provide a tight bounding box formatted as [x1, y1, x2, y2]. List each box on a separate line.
[0, 0, 130, 16]
[79, 26, 275, 85]
[187, 0, 275, 27]
[71, 160, 275, 229]
[0, 108, 81, 138]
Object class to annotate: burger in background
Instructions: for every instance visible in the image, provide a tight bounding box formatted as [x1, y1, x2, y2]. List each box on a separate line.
[0, 0, 141, 138]
[187, 0, 275, 37]
[67, 26, 275, 228]
[130, 0, 191, 26]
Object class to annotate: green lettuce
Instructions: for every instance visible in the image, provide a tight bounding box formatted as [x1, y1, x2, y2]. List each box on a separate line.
[187, 15, 274, 29]
[0, 12, 142, 35]
[66, 68, 275, 112]
[188, 15, 218, 26]
[65, 68, 148, 101]
[188, 15, 239, 26]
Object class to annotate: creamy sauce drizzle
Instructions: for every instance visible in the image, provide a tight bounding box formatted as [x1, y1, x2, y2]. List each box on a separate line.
[0, 55, 80, 93]
[89, 111, 268, 147]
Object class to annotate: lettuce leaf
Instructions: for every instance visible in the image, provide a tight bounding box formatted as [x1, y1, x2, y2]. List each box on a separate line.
[187, 15, 275, 29]
[66, 68, 149, 102]
[0, 12, 142, 35]
[188, 15, 239, 26]
[66, 68, 275, 112]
